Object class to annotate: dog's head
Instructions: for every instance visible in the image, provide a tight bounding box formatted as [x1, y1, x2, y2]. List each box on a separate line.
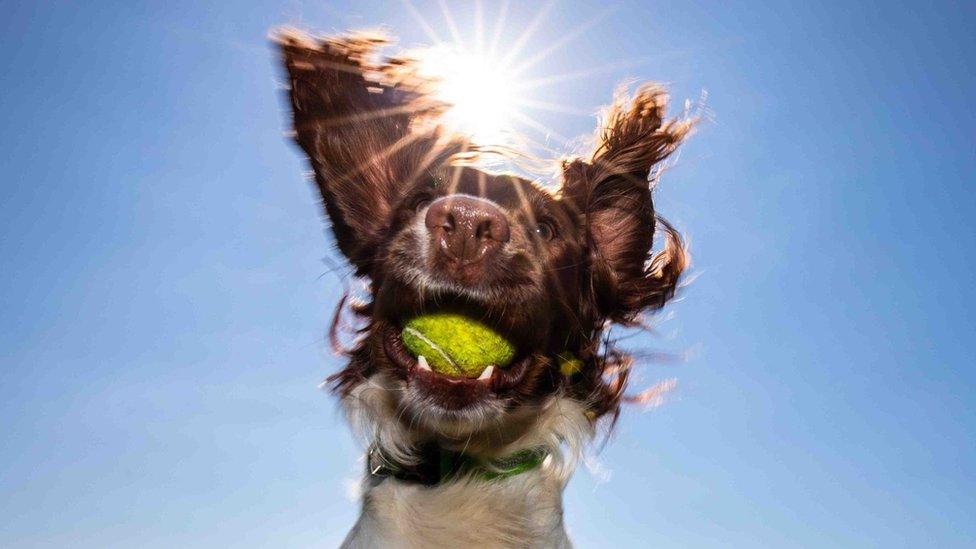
[277, 30, 693, 449]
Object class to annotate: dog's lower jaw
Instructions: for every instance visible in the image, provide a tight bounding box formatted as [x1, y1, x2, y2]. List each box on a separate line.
[340, 378, 591, 548]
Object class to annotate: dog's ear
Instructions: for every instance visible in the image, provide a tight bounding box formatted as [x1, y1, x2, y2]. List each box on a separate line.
[276, 29, 462, 275]
[561, 84, 693, 323]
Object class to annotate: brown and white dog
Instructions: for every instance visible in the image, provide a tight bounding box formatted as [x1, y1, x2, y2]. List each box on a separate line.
[275, 29, 694, 548]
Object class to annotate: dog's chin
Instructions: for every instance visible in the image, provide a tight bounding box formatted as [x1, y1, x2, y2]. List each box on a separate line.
[378, 321, 539, 437]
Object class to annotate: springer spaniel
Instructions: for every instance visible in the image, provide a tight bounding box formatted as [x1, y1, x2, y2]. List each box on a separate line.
[275, 29, 694, 548]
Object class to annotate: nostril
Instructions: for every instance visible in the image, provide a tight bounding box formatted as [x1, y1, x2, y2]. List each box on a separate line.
[475, 219, 493, 240]
[442, 213, 455, 233]
[482, 210, 510, 244]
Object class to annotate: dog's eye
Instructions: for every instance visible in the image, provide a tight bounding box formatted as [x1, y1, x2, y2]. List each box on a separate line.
[535, 220, 555, 241]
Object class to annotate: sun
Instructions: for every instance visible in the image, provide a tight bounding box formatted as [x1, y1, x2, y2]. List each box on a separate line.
[419, 46, 517, 146]
[400, 1, 621, 153]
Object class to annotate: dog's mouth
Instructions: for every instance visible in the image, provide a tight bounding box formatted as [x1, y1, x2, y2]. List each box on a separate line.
[381, 317, 535, 411]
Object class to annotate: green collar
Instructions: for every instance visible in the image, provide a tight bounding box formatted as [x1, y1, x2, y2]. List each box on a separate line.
[367, 443, 549, 486]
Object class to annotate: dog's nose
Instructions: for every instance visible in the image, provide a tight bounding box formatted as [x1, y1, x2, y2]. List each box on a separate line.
[425, 195, 510, 264]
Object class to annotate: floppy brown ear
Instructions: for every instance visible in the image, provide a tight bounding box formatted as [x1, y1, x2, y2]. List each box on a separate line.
[561, 84, 694, 323]
[276, 29, 463, 275]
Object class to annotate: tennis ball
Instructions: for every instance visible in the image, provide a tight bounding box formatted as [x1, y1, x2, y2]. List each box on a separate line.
[557, 352, 583, 377]
[401, 313, 516, 378]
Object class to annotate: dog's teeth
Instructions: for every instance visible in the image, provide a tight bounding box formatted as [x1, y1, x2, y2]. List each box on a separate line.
[478, 365, 494, 381]
[417, 356, 432, 371]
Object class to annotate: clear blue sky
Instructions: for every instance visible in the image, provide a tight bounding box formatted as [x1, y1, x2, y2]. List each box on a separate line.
[2, 1, 974, 547]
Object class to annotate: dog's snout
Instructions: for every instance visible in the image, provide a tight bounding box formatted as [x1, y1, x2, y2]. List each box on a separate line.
[425, 195, 510, 264]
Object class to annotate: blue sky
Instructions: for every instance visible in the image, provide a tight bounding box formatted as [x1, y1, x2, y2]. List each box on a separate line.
[2, 1, 974, 547]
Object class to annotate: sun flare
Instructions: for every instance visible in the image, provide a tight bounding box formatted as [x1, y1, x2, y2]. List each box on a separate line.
[419, 47, 518, 145]
[398, 1, 624, 153]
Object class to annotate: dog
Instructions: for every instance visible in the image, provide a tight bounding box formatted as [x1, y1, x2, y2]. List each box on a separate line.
[275, 29, 694, 548]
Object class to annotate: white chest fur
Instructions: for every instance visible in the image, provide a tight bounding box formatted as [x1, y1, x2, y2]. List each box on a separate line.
[340, 383, 591, 548]
[342, 467, 572, 549]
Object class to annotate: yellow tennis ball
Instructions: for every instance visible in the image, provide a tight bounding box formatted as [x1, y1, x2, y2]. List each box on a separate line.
[402, 313, 516, 378]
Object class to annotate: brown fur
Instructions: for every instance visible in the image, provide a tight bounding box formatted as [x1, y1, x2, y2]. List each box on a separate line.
[275, 28, 694, 437]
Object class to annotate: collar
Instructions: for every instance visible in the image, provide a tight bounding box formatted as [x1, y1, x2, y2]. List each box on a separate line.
[367, 443, 549, 486]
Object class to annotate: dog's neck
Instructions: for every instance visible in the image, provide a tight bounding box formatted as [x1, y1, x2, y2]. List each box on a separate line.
[340, 378, 590, 548]
[366, 443, 551, 486]
[342, 455, 573, 548]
